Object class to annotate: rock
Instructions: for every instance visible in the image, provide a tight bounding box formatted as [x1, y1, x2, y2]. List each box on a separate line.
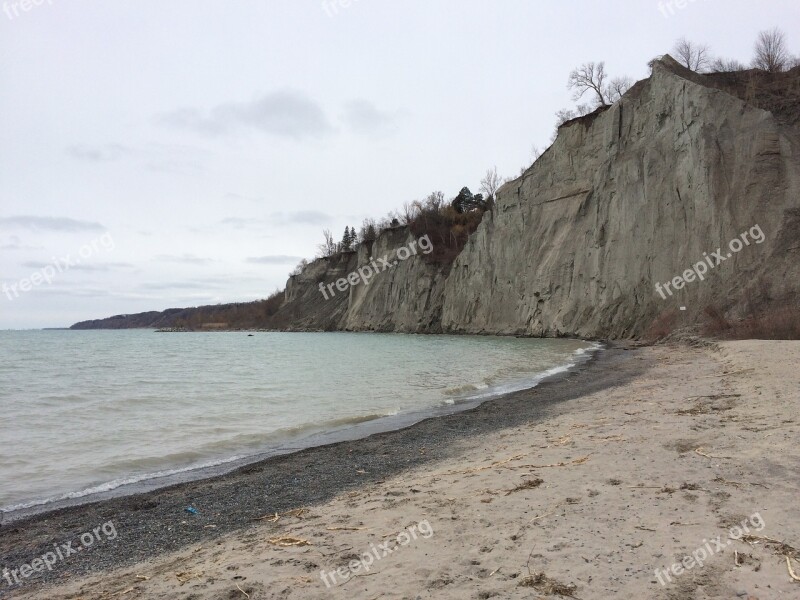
[280, 58, 800, 339]
[441, 56, 800, 338]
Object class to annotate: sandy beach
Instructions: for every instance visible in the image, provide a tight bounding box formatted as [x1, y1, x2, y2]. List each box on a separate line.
[4, 340, 800, 600]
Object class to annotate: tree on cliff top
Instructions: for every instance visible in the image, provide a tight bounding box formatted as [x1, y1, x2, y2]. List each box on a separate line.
[451, 187, 488, 214]
[753, 27, 790, 73]
[317, 229, 337, 258]
[567, 62, 632, 109]
[709, 57, 747, 72]
[606, 76, 632, 103]
[340, 226, 356, 251]
[480, 167, 502, 203]
[291, 259, 308, 276]
[568, 62, 609, 106]
[673, 37, 711, 72]
[358, 218, 378, 244]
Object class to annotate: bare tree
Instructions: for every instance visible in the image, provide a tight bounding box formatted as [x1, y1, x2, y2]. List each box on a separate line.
[290, 259, 308, 276]
[709, 57, 747, 72]
[358, 218, 378, 243]
[479, 167, 502, 201]
[567, 62, 609, 106]
[753, 28, 789, 73]
[555, 108, 576, 126]
[606, 77, 633, 103]
[399, 201, 419, 225]
[551, 108, 576, 143]
[673, 37, 711, 72]
[316, 229, 337, 258]
[424, 191, 444, 211]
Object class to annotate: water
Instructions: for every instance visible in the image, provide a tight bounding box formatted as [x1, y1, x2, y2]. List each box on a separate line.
[0, 330, 597, 514]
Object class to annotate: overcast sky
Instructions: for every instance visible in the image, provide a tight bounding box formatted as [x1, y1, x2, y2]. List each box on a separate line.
[1, 0, 797, 328]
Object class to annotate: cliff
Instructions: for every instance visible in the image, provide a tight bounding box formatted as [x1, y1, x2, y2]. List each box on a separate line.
[274, 56, 800, 338]
[441, 57, 800, 337]
[72, 57, 800, 338]
[278, 226, 449, 333]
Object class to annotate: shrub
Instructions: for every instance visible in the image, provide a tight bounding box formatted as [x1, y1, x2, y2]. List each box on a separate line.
[644, 308, 679, 341]
[703, 304, 800, 340]
[408, 193, 487, 265]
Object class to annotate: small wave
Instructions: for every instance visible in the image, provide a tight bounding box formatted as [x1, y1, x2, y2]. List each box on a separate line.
[442, 383, 479, 396]
[271, 412, 396, 436]
[574, 342, 603, 356]
[1, 454, 248, 512]
[454, 342, 602, 402]
[2, 410, 402, 514]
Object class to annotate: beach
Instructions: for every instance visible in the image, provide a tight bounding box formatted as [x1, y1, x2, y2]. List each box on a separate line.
[4, 340, 800, 600]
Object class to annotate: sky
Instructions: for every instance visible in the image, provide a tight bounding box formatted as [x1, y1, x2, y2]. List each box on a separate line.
[1, 0, 798, 328]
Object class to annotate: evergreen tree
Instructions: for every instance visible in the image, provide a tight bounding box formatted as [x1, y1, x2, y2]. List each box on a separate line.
[341, 226, 353, 251]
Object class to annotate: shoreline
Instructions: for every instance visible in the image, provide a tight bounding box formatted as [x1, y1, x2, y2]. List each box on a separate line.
[2, 340, 602, 523]
[7, 340, 800, 599]
[0, 341, 637, 595]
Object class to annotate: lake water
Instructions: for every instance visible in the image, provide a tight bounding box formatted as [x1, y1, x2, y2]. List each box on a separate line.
[0, 330, 598, 514]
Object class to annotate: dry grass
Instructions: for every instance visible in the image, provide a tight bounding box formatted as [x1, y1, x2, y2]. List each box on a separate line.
[644, 308, 680, 341]
[505, 478, 544, 496]
[703, 305, 800, 340]
[704, 66, 800, 128]
[518, 572, 578, 597]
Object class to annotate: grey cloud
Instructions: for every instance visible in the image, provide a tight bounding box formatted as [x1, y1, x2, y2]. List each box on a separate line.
[245, 255, 303, 265]
[173, 295, 216, 303]
[225, 192, 262, 203]
[154, 254, 215, 265]
[139, 281, 216, 291]
[65, 141, 209, 174]
[271, 211, 331, 225]
[219, 217, 259, 230]
[73, 262, 136, 272]
[21, 261, 134, 271]
[214, 211, 331, 231]
[145, 158, 206, 175]
[1, 235, 43, 250]
[66, 143, 131, 162]
[342, 100, 402, 135]
[159, 91, 333, 139]
[137, 275, 267, 291]
[0, 216, 105, 232]
[34, 286, 115, 298]
[65, 288, 114, 298]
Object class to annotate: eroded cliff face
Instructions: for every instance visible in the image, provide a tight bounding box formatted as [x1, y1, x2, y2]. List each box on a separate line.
[276, 57, 800, 338]
[279, 227, 448, 332]
[440, 57, 800, 338]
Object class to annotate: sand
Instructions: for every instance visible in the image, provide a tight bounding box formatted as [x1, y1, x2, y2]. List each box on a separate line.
[7, 341, 800, 600]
